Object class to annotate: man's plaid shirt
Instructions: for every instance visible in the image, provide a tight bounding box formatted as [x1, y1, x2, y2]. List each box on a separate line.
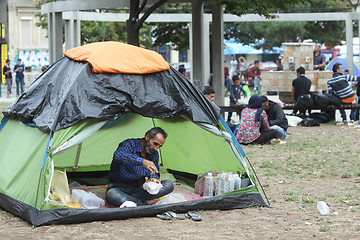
[108, 138, 160, 183]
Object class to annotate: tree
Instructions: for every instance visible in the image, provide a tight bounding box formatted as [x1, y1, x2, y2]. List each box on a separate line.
[37, 0, 304, 47]
[223, 0, 352, 49]
[127, 0, 168, 46]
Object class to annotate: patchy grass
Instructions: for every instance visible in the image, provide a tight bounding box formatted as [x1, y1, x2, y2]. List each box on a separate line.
[0, 102, 11, 117]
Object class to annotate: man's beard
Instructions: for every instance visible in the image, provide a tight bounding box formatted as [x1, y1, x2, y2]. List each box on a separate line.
[144, 140, 155, 155]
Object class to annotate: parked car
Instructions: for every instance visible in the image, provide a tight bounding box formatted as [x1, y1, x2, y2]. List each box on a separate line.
[259, 61, 278, 72]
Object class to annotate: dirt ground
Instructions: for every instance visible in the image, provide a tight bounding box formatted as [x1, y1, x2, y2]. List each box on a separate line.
[0, 123, 359, 240]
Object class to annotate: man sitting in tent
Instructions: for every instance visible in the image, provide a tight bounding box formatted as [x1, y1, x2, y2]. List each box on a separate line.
[106, 127, 174, 207]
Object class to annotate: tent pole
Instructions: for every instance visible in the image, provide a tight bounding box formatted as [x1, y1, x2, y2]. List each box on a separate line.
[0, 117, 9, 132]
[73, 143, 82, 169]
[245, 155, 271, 207]
[34, 131, 53, 209]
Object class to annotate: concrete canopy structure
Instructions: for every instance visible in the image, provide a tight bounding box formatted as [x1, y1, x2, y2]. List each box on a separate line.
[41, 0, 225, 105]
[42, 0, 360, 105]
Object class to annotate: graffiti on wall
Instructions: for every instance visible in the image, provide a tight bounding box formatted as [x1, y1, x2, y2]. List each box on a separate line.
[14, 50, 49, 70]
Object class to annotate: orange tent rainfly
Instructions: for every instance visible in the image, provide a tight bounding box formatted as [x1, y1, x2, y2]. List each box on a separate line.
[63, 41, 170, 74]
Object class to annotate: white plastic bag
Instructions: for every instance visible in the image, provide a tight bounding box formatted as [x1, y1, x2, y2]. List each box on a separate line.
[71, 189, 105, 209]
[143, 181, 163, 195]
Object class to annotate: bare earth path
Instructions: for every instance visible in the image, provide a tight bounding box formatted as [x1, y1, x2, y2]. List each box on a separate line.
[0, 124, 359, 240]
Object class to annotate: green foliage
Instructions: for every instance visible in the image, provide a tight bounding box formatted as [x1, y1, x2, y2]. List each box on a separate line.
[224, 0, 352, 48]
[151, 23, 189, 51]
[212, 0, 300, 19]
[81, 21, 126, 44]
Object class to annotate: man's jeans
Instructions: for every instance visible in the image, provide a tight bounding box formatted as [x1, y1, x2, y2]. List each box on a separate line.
[270, 125, 287, 139]
[106, 179, 174, 206]
[339, 96, 358, 121]
[253, 77, 261, 95]
[16, 77, 24, 96]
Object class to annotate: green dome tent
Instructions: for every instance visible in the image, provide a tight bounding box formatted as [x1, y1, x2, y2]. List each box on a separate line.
[0, 42, 266, 227]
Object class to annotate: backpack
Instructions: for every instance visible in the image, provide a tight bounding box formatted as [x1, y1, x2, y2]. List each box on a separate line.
[296, 94, 314, 111]
[313, 93, 330, 107]
[326, 93, 341, 106]
[300, 117, 320, 127]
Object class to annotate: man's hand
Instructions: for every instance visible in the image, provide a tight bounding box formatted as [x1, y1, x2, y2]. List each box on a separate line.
[142, 159, 158, 174]
[146, 198, 160, 205]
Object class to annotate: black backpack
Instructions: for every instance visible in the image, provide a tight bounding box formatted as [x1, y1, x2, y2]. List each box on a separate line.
[296, 94, 314, 111]
[326, 93, 342, 106]
[314, 93, 330, 107]
[300, 117, 320, 127]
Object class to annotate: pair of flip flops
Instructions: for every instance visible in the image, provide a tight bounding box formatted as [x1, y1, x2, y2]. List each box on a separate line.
[156, 211, 202, 221]
[156, 211, 185, 220]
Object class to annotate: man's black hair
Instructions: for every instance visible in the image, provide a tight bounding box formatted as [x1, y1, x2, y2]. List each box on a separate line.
[333, 63, 342, 73]
[254, 60, 259, 64]
[345, 69, 349, 73]
[202, 87, 215, 95]
[296, 67, 305, 75]
[260, 95, 269, 103]
[6, 59, 10, 63]
[145, 127, 168, 139]
[178, 67, 186, 74]
[232, 74, 240, 81]
[17, 59, 21, 62]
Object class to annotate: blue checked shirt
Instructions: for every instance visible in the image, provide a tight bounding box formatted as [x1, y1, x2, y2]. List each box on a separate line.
[109, 138, 160, 183]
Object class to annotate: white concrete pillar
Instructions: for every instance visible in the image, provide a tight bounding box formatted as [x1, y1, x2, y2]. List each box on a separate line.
[48, 11, 63, 64]
[65, 18, 74, 50]
[211, 4, 224, 106]
[65, 11, 81, 50]
[74, 11, 81, 47]
[48, 13, 53, 63]
[346, 13, 353, 74]
[191, 0, 206, 90]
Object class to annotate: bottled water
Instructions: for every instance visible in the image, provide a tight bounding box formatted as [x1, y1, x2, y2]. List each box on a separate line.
[203, 173, 214, 198]
[317, 201, 330, 215]
[224, 172, 235, 193]
[233, 174, 241, 190]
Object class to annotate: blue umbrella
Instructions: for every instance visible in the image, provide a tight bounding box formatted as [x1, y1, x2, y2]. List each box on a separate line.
[325, 56, 360, 76]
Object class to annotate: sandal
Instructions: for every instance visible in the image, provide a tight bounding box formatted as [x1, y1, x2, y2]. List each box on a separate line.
[185, 211, 202, 221]
[156, 211, 185, 220]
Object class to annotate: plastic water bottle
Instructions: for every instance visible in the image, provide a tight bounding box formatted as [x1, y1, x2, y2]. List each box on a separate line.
[224, 173, 235, 193]
[233, 174, 241, 190]
[203, 173, 214, 198]
[318, 88, 322, 94]
[317, 201, 330, 215]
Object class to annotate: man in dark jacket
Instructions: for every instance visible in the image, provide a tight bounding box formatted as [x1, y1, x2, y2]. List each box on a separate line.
[261, 95, 289, 139]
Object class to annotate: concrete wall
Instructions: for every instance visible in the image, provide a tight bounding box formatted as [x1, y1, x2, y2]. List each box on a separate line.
[8, 0, 48, 68]
[262, 42, 332, 101]
[282, 43, 313, 72]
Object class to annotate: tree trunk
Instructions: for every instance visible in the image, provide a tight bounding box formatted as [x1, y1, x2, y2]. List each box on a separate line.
[127, 20, 140, 46]
[127, 0, 140, 46]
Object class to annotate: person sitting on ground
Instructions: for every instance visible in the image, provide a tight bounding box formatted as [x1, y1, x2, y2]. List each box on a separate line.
[328, 63, 358, 121]
[291, 66, 312, 116]
[202, 87, 215, 102]
[106, 127, 174, 207]
[227, 74, 247, 123]
[234, 95, 277, 144]
[261, 95, 289, 140]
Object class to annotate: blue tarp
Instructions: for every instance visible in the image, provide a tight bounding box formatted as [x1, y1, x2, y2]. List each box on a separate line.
[224, 39, 283, 55]
[224, 39, 262, 55]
